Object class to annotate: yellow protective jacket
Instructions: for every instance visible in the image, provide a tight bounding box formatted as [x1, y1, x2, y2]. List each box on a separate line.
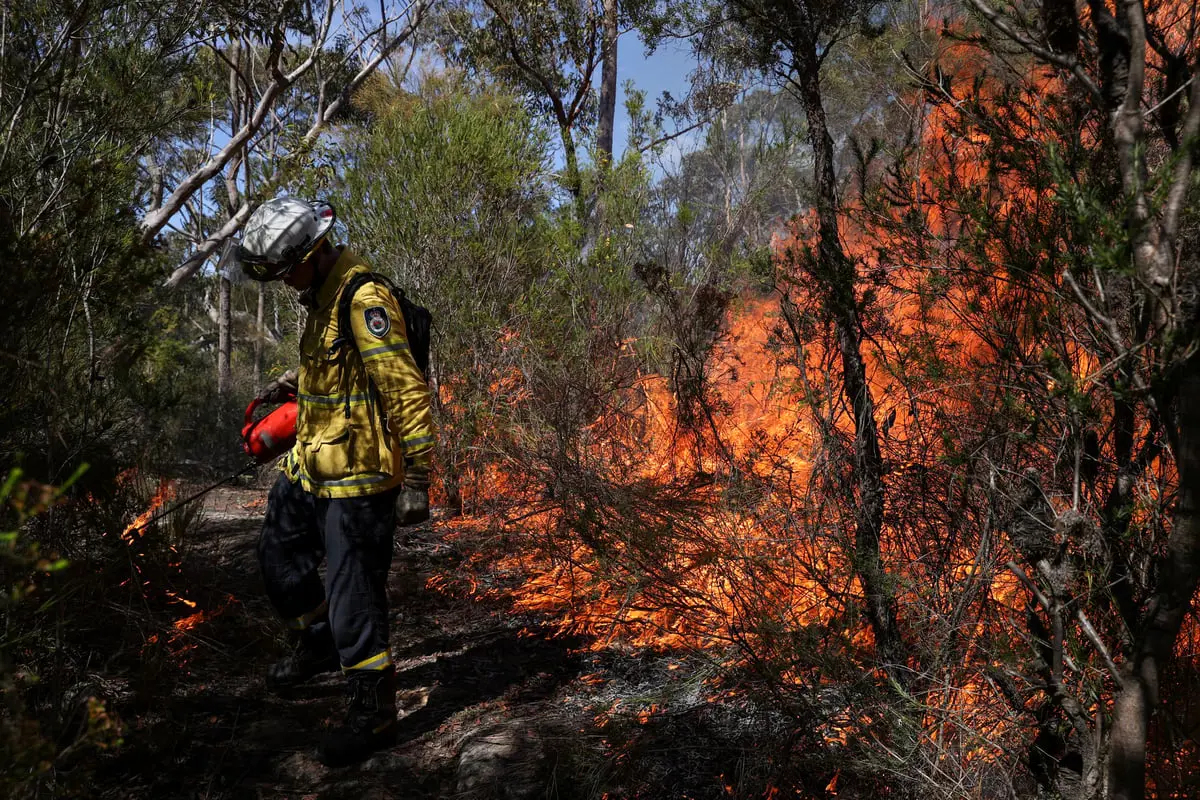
[283, 247, 435, 498]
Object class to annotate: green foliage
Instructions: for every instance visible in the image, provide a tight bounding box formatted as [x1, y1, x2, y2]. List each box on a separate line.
[0, 0, 220, 486]
[0, 467, 123, 798]
[334, 74, 551, 501]
[1048, 145, 1134, 277]
[0, 7, 234, 786]
[0, 468, 83, 605]
[328, 71, 667, 515]
[432, 0, 607, 206]
[438, 0, 599, 120]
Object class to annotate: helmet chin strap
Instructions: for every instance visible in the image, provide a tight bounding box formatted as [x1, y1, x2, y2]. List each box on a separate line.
[296, 240, 338, 306]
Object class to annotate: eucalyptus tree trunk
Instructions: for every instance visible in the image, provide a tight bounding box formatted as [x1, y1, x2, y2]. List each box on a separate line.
[218, 39, 245, 399]
[254, 282, 265, 387]
[774, 1, 905, 682]
[1103, 3, 1200, 793]
[217, 276, 232, 397]
[596, 0, 618, 163]
[1108, 370, 1200, 800]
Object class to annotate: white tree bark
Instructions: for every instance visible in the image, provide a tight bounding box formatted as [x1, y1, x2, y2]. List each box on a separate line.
[147, 0, 434, 286]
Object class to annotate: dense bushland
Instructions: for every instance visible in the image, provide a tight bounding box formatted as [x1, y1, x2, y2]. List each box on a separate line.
[2, 1, 1198, 798]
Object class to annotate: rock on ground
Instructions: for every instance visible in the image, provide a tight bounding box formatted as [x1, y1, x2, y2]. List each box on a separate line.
[455, 720, 550, 800]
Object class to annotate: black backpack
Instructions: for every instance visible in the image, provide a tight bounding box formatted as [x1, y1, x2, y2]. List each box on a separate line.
[331, 272, 432, 378]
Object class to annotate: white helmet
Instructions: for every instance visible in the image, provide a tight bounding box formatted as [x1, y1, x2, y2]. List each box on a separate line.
[237, 197, 336, 281]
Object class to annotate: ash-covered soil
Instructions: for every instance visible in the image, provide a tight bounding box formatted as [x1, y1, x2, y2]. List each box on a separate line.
[90, 484, 800, 800]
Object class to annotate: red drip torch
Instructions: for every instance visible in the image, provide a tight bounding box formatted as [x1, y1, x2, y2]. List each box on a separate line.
[241, 396, 299, 464]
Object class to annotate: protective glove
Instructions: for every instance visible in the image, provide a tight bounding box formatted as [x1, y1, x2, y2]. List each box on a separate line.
[257, 369, 298, 403]
[396, 457, 431, 526]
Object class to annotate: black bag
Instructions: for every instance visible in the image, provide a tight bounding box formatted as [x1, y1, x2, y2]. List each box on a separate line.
[332, 272, 432, 378]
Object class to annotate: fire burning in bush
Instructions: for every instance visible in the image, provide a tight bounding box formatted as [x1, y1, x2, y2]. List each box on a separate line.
[119, 476, 176, 546]
[434, 4, 1200, 791]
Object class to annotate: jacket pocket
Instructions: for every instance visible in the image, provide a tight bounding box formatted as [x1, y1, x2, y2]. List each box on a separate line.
[306, 424, 351, 485]
[302, 418, 381, 487]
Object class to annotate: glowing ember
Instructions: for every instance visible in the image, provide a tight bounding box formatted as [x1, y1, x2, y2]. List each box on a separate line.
[173, 610, 210, 632]
[634, 704, 659, 724]
[165, 590, 198, 609]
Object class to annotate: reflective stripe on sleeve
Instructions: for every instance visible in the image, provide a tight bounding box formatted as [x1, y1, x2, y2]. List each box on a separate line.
[359, 342, 410, 362]
[298, 392, 370, 407]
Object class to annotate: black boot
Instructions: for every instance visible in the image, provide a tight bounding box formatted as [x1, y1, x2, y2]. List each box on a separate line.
[266, 624, 338, 690]
[316, 666, 398, 767]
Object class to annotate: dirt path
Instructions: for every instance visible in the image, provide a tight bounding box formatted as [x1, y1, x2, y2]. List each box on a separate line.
[95, 484, 585, 800]
[88, 483, 790, 800]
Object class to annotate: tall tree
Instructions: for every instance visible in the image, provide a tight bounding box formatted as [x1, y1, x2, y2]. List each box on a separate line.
[145, 0, 432, 288]
[597, 0, 620, 163]
[689, 0, 908, 680]
[440, 0, 607, 215]
[0, 0, 215, 479]
[959, 2, 1200, 797]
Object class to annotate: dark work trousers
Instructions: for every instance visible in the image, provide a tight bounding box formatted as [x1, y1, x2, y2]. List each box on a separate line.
[257, 473, 399, 669]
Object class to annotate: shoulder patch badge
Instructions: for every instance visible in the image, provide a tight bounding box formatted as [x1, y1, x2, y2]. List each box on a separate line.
[363, 306, 390, 338]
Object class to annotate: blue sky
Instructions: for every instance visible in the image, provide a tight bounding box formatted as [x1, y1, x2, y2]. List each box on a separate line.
[613, 36, 699, 162]
[205, 16, 706, 279]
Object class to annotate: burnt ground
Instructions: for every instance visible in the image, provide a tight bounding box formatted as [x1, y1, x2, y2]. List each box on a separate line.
[89, 483, 797, 800]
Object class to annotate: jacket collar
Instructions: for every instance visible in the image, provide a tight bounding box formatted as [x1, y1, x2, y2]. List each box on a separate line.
[304, 247, 362, 311]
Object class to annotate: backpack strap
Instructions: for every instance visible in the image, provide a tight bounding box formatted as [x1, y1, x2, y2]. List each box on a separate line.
[329, 272, 377, 359]
[328, 272, 382, 419]
[327, 271, 431, 421]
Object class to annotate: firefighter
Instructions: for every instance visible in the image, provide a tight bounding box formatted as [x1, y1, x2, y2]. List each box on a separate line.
[237, 196, 435, 766]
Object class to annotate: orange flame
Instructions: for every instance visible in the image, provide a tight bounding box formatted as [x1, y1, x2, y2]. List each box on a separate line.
[120, 477, 176, 544]
[434, 2, 1198, 783]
